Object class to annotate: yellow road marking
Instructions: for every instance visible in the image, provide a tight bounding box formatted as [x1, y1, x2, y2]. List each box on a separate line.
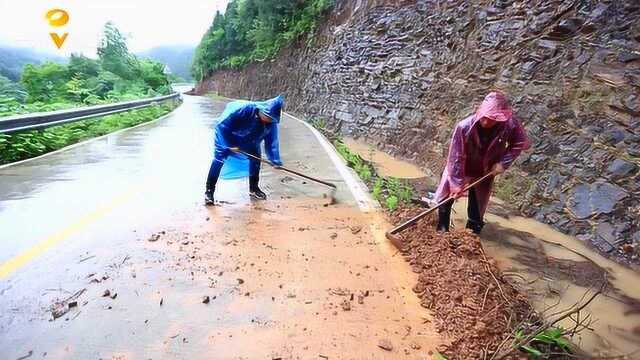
[0, 187, 138, 279]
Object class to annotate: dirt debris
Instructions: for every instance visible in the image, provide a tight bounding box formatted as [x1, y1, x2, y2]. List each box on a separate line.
[391, 208, 530, 359]
[340, 299, 351, 311]
[377, 339, 394, 351]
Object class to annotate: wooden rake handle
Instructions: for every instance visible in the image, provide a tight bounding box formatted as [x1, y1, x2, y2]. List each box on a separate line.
[229, 147, 337, 190]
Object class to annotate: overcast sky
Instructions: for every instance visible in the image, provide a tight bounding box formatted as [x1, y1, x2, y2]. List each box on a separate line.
[0, 0, 230, 56]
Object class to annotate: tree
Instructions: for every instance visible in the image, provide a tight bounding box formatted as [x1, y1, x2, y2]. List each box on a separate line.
[97, 22, 138, 80]
[68, 54, 100, 79]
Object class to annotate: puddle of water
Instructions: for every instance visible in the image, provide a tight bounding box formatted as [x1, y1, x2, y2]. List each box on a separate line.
[462, 202, 640, 356]
[451, 197, 640, 355]
[343, 139, 640, 356]
[343, 138, 425, 178]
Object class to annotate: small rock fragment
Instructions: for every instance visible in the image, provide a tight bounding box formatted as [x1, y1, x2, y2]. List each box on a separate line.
[237, 278, 244, 285]
[202, 296, 210, 304]
[102, 290, 111, 297]
[378, 339, 393, 351]
[340, 299, 351, 311]
[68, 301, 78, 309]
[330, 232, 338, 239]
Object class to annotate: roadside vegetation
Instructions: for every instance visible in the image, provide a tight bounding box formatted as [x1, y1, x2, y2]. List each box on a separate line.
[309, 117, 414, 211]
[192, 0, 333, 79]
[0, 102, 177, 165]
[0, 22, 178, 165]
[310, 118, 414, 211]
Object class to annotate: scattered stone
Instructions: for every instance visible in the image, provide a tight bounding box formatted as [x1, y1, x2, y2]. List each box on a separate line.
[16, 350, 33, 360]
[237, 278, 245, 285]
[330, 232, 338, 239]
[110, 293, 118, 300]
[102, 290, 111, 297]
[377, 339, 393, 351]
[622, 244, 634, 253]
[68, 301, 78, 309]
[340, 299, 351, 311]
[148, 233, 161, 242]
[350, 226, 363, 234]
[202, 296, 210, 304]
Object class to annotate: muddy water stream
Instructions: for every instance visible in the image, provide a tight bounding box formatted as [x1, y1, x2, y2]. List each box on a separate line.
[343, 138, 425, 178]
[345, 138, 640, 356]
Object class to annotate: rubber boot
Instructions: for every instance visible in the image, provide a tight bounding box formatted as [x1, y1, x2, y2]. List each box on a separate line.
[204, 188, 215, 206]
[465, 219, 484, 234]
[249, 174, 266, 200]
[436, 200, 453, 233]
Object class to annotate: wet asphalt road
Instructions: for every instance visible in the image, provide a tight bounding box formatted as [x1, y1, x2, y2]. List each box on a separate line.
[0, 93, 439, 359]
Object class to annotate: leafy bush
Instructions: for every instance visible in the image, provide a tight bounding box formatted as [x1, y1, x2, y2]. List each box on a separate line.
[192, 0, 334, 79]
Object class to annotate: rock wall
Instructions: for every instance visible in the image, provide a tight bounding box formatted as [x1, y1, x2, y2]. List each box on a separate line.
[196, 0, 640, 264]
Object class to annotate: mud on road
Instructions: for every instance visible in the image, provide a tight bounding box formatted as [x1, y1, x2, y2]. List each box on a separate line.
[7, 197, 445, 359]
[139, 198, 443, 359]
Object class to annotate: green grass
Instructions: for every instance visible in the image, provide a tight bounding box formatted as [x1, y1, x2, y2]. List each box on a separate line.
[0, 100, 180, 165]
[515, 327, 573, 358]
[333, 138, 413, 211]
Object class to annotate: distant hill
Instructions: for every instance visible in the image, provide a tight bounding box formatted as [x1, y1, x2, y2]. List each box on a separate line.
[0, 45, 66, 81]
[137, 45, 195, 81]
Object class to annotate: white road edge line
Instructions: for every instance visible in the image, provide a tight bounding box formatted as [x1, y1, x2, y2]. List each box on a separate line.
[283, 112, 378, 213]
[0, 105, 181, 170]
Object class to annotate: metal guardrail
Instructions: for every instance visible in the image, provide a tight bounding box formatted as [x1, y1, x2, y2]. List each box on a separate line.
[0, 93, 180, 135]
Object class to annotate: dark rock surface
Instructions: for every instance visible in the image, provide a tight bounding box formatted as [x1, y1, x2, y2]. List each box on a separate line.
[196, 0, 640, 265]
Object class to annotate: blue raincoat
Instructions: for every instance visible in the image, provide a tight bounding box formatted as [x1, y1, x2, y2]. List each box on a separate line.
[213, 95, 284, 179]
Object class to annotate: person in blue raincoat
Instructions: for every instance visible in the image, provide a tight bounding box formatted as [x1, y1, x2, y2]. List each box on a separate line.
[204, 95, 284, 205]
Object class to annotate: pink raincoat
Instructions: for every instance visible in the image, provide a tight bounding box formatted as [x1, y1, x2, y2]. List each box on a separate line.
[435, 92, 530, 217]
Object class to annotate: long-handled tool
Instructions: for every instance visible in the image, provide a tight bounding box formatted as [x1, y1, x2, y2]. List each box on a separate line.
[229, 147, 338, 203]
[385, 171, 496, 248]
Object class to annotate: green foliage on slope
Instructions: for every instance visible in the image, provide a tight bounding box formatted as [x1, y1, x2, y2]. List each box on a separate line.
[192, 0, 333, 80]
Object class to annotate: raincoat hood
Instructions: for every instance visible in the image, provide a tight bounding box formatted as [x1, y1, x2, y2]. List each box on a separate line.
[256, 95, 284, 123]
[474, 91, 512, 123]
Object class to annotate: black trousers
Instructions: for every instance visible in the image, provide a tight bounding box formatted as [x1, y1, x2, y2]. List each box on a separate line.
[205, 145, 261, 192]
[437, 188, 484, 234]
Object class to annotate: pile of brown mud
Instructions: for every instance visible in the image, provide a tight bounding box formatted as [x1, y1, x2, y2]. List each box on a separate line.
[390, 208, 531, 359]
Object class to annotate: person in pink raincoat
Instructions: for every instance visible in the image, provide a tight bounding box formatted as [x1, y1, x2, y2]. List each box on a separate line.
[435, 91, 530, 234]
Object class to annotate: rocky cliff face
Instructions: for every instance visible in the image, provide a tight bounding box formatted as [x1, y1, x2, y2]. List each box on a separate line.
[196, 0, 640, 264]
